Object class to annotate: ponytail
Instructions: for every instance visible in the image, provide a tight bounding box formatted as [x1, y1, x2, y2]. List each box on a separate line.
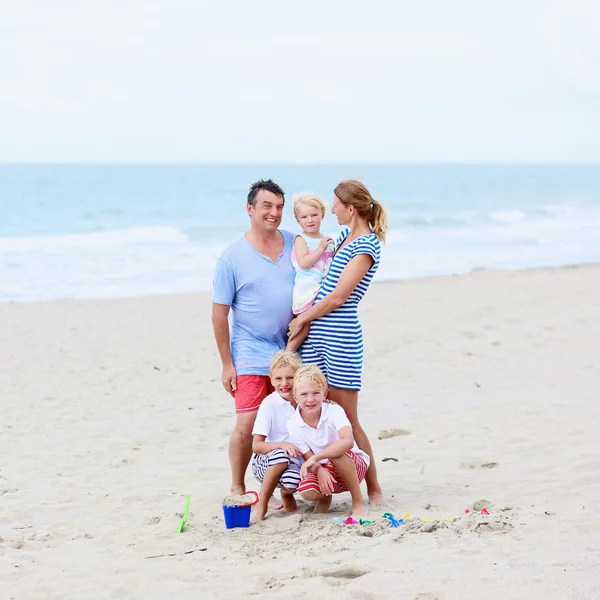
[370, 200, 388, 243]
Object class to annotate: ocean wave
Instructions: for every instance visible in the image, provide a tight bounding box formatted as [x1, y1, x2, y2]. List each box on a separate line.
[535, 204, 576, 217]
[488, 209, 527, 224]
[405, 216, 434, 226]
[0, 226, 188, 254]
[386, 230, 411, 244]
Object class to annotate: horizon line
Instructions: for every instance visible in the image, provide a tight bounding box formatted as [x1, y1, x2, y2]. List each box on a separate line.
[1, 161, 599, 167]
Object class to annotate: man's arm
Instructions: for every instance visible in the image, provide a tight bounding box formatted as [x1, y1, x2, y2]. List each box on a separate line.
[212, 302, 236, 396]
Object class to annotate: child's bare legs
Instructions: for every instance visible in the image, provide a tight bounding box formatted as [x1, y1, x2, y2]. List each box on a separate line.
[330, 454, 368, 518]
[251, 462, 287, 523]
[268, 496, 283, 510]
[286, 321, 310, 352]
[328, 387, 384, 505]
[281, 486, 298, 513]
[301, 490, 333, 513]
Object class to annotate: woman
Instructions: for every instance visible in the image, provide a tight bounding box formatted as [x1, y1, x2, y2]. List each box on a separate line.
[287, 179, 388, 504]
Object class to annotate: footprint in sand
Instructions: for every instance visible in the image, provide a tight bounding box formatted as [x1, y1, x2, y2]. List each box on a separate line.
[378, 428, 410, 440]
[322, 568, 367, 580]
[460, 461, 498, 469]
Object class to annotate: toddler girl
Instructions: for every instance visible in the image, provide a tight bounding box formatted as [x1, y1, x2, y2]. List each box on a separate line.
[287, 194, 335, 351]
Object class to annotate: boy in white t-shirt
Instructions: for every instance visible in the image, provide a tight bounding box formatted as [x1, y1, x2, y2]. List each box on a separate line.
[287, 364, 369, 518]
[250, 350, 304, 522]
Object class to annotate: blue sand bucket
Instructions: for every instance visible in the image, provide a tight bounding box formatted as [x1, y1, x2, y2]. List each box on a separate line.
[222, 491, 259, 529]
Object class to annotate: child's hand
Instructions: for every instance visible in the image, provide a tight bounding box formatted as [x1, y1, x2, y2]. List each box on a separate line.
[319, 236, 333, 251]
[279, 442, 301, 458]
[317, 467, 336, 496]
[300, 456, 317, 479]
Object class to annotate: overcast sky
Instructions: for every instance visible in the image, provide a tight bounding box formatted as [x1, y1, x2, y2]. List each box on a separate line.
[1, 0, 599, 163]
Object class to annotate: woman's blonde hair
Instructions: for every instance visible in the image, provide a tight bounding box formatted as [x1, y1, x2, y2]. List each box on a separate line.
[293, 364, 329, 394]
[293, 193, 327, 220]
[334, 180, 388, 243]
[269, 350, 303, 376]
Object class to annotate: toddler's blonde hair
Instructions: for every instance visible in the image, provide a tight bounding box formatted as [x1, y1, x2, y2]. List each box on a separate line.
[293, 193, 327, 220]
[269, 350, 303, 377]
[293, 364, 329, 394]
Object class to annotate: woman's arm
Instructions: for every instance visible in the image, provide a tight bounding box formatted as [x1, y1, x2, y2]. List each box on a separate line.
[288, 253, 374, 341]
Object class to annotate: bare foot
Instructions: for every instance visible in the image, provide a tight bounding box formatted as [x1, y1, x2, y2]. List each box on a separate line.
[281, 491, 298, 513]
[230, 484, 245, 495]
[250, 503, 267, 523]
[368, 491, 386, 506]
[351, 502, 369, 519]
[268, 495, 284, 511]
[314, 496, 333, 513]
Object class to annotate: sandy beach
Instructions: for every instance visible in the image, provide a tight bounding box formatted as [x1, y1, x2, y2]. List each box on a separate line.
[1, 265, 600, 600]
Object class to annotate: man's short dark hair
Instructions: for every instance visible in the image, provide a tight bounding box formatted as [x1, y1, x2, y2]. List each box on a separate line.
[247, 179, 285, 207]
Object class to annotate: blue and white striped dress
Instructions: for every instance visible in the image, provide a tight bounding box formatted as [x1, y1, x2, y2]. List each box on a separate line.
[299, 228, 381, 390]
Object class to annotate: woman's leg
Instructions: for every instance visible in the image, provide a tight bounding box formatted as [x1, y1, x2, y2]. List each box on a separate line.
[328, 387, 385, 504]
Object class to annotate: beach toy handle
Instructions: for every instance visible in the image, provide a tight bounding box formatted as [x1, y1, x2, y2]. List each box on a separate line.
[237, 491, 259, 507]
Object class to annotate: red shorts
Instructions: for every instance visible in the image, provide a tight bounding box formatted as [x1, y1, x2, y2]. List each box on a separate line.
[297, 451, 368, 495]
[233, 375, 274, 414]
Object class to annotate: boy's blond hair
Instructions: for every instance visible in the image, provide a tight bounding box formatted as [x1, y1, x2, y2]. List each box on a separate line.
[293, 193, 327, 220]
[293, 364, 329, 394]
[269, 350, 303, 377]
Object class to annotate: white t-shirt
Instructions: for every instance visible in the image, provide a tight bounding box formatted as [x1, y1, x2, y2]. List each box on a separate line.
[286, 403, 370, 467]
[252, 391, 296, 443]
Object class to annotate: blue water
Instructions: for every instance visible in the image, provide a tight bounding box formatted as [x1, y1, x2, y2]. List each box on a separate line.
[1, 164, 599, 303]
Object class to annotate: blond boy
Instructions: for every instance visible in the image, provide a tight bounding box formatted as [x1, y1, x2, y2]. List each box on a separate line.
[250, 350, 304, 522]
[287, 364, 369, 518]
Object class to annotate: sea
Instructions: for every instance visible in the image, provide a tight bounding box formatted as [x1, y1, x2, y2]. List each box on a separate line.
[1, 164, 599, 303]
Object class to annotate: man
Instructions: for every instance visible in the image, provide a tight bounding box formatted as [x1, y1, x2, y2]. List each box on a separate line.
[212, 179, 295, 494]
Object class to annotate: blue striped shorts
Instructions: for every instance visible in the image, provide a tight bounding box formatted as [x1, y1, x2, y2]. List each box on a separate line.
[251, 449, 302, 491]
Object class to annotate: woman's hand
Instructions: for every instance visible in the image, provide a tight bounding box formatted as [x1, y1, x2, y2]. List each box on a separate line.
[300, 456, 317, 479]
[288, 317, 305, 342]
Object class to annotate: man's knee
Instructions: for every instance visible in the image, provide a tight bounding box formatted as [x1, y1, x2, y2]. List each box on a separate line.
[233, 411, 258, 437]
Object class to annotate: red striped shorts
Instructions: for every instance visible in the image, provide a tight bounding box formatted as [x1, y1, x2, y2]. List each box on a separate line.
[297, 451, 368, 495]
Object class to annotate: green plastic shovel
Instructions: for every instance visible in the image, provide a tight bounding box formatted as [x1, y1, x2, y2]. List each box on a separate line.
[177, 494, 191, 533]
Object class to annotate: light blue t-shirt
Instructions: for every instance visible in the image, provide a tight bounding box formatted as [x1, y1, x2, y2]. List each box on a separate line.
[212, 230, 295, 376]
